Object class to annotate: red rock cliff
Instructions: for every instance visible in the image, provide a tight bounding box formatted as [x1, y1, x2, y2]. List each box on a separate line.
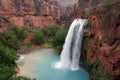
[75, 0, 120, 80]
[87, 1, 120, 80]
[74, 0, 102, 18]
[0, 0, 60, 31]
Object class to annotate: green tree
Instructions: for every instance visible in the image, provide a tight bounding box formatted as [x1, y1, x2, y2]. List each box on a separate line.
[53, 28, 68, 51]
[0, 45, 15, 65]
[0, 31, 20, 50]
[9, 26, 29, 41]
[33, 29, 44, 45]
[0, 65, 15, 80]
[41, 24, 60, 37]
[0, 42, 16, 80]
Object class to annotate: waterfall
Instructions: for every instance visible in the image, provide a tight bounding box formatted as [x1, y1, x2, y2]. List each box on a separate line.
[55, 19, 87, 71]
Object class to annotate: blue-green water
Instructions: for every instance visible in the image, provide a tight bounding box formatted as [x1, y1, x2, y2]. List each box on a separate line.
[30, 49, 89, 80]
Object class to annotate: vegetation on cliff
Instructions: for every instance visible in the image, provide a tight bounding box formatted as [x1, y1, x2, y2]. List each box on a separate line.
[81, 31, 109, 80]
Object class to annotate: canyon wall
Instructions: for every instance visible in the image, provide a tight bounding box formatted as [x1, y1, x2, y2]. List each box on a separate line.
[87, 2, 120, 80]
[0, 0, 60, 31]
[55, 0, 76, 26]
[75, 0, 120, 80]
[74, 0, 102, 18]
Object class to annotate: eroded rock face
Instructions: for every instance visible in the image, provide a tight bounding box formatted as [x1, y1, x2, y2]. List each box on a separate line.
[60, 5, 75, 26]
[74, 0, 102, 18]
[75, 0, 102, 9]
[86, 2, 120, 80]
[0, 0, 60, 31]
[54, 0, 76, 7]
[53, 0, 76, 26]
[75, 0, 120, 80]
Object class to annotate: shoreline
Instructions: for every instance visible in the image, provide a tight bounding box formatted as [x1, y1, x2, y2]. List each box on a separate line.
[16, 46, 55, 78]
[16, 44, 53, 54]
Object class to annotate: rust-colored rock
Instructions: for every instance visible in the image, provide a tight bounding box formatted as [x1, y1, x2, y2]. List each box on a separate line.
[23, 33, 34, 43]
[75, 0, 120, 80]
[0, 0, 60, 31]
[74, 0, 102, 18]
[86, 1, 120, 80]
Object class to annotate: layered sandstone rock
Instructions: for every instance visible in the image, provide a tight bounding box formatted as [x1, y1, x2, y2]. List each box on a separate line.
[0, 0, 60, 31]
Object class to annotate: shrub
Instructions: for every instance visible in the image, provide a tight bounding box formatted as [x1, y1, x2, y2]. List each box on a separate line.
[0, 44, 16, 65]
[91, 60, 109, 80]
[0, 30, 20, 50]
[46, 38, 54, 46]
[53, 28, 68, 51]
[0, 65, 15, 80]
[55, 46, 63, 51]
[33, 29, 44, 45]
[0, 43, 16, 80]
[41, 24, 60, 37]
[9, 26, 29, 41]
[0, 26, 32, 80]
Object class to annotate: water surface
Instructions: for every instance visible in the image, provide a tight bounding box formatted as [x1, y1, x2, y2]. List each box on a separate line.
[18, 49, 89, 80]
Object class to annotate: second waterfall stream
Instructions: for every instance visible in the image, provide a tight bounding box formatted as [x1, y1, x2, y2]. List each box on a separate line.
[55, 19, 88, 71]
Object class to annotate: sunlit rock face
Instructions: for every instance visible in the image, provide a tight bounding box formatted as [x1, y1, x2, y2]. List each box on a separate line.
[0, 0, 60, 31]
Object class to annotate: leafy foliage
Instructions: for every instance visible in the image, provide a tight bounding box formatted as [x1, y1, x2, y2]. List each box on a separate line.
[0, 65, 15, 80]
[0, 24, 68, 79]
[46, 38, 54, 46]
[0, 26, 30, 80]
[0, 31, 20, 50]
[41, 24, 60, 37]
[0, 44, 15, 65]
[33, 29, 44, 45]
[89, 60, 108, 80]
[0, 42, 16, 80]
[9, 26, 29, 41]
[53, 28, 68, 51]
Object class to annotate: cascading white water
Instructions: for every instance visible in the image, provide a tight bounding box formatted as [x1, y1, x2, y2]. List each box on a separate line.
[55, 19, 87, 71]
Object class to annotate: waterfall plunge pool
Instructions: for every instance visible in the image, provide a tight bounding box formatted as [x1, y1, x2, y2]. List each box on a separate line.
[17, 49, 89, 80]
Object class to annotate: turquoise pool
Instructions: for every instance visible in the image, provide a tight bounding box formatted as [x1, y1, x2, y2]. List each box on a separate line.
[26, 49, 90, 80]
